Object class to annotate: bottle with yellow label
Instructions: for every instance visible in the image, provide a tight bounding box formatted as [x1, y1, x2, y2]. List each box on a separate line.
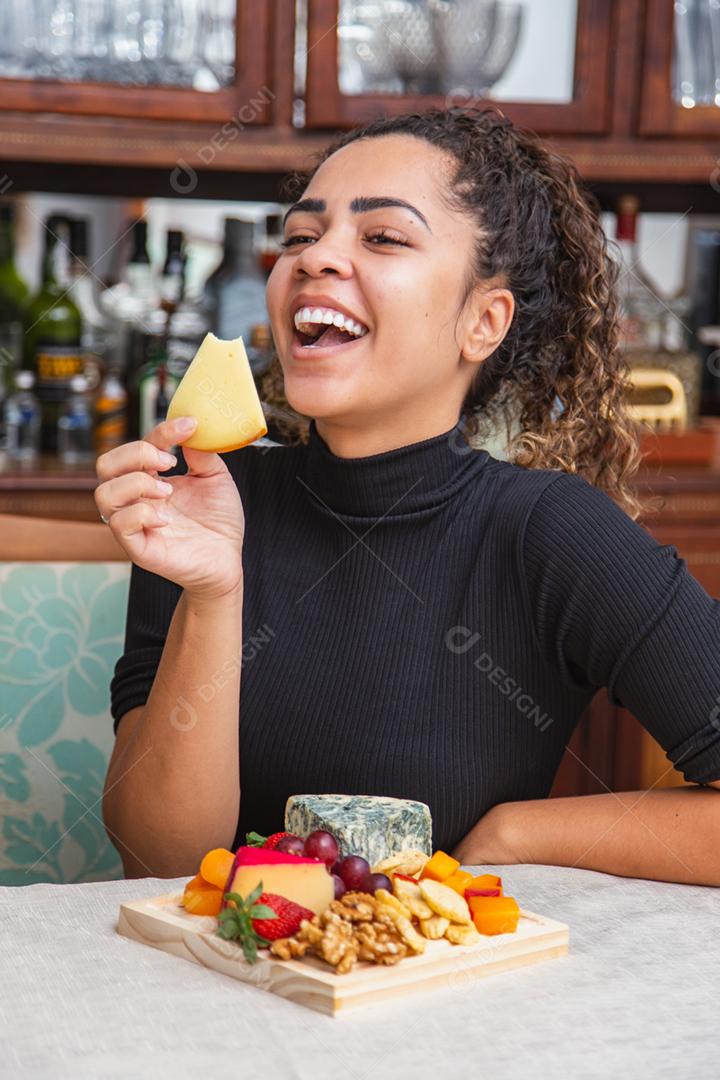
[23, 214, 84, 453]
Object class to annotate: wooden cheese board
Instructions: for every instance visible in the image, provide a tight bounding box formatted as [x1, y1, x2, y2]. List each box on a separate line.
[117, 891, 569, 1017]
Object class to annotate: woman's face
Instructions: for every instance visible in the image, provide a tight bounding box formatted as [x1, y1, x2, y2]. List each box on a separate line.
[266, 133, 512, 445]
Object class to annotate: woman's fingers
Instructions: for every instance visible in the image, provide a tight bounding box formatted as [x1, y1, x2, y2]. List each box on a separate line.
[108, 500, 170, 540]
[144, 416, 197, 453]
[96, 439, 176, 484]
[95, 471, 173, 521]
[95, 417, 197, 484]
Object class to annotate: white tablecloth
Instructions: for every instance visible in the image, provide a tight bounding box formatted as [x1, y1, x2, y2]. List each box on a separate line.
[2, 864, 719, 1079]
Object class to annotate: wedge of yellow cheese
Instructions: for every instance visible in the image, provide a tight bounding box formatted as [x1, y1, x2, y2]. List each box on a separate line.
[166, 332, 267, 452]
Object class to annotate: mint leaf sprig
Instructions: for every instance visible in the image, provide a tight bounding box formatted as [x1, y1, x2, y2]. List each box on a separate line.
[216, 881, 277, 964]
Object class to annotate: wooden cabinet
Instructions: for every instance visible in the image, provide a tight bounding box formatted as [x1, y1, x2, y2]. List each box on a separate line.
[0, 2, 273, 125]
[640, 0, 720, 137]
[0, 1, 717, 194]
[304, 0, 613, 134]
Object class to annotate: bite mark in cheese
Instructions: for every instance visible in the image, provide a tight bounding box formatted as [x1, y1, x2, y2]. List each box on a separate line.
[166, 332, 267, 452]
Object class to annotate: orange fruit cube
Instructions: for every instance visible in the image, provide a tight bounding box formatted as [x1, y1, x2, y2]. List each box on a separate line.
[443, 869, 474, 896]
[420, 851, 460, 882]
[468, 895, 520, 935]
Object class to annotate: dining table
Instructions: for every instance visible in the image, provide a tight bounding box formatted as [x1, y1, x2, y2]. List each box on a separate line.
[2, 862, 719, 1078]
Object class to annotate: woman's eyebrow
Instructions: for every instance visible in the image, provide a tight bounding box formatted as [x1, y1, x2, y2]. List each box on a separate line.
[282, 196, 432, 233]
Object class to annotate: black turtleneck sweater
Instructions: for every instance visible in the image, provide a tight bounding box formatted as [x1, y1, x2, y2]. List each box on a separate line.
[110, 420, 720, 853]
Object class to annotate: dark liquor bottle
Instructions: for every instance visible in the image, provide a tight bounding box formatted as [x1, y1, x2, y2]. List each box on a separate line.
[68, 215, 112, 390]
[123, 218, 157, 306]
[23, 215, 84, 453]
[203, 218, 267, 341]
[613, 195, 665, 351]
[0, 203, 29, 386]
[259, 213, 283, 277]
[160, 229, 186, 308]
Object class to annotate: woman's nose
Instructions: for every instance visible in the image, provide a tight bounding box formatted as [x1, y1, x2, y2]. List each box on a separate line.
[292, 232, 353, 278]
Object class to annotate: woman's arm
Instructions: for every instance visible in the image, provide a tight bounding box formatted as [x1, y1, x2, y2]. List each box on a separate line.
[452, 472, 720, 884]
[103, 584, 244, 879]
[452, 782, 720, 886]
[95, 417, 247, 879]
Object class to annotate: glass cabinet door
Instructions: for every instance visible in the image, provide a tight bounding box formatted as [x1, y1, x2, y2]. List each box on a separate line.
[0, 1, 271, 123]
[301, 0, 613, 133]
[640, 0, 720, 135]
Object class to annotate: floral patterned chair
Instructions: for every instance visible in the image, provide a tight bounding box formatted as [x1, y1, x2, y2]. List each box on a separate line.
[0, 516, 130, 885]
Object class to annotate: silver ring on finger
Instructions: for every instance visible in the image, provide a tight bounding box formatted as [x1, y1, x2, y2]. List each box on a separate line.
[99, 511, 110, 524]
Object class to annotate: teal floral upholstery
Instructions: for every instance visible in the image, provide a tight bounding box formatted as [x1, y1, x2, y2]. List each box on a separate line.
[0, 563, 130, 885]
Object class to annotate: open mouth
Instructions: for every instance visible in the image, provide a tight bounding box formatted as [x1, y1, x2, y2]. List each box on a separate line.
[292, 306, 369, 352]
[293, 325, 363, 349]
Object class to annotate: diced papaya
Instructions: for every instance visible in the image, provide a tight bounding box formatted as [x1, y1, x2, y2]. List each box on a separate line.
[465, 887, 502, 898]
[468, 895, 520, 935]
[466, 872, 502, 891]
[199, 847, 235, 890]
[183, 874, 223, 916]
[443, 869, 474, 896]
[419, 851, 460, 883]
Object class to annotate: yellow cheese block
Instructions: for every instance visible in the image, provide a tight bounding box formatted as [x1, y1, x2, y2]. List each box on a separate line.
[166, 332, 267, 452]
[228, 862, 334, 916]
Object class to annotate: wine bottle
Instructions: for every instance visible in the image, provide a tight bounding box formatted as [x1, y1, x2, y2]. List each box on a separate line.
[23, 215, 84, 453]
[0, 203, 29, 389]
[203, 218, 267, 341]
[160, 229, 186, 308]
[613, 195, 665, 352]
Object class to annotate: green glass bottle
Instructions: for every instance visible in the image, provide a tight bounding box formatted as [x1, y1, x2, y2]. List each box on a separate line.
[0, 203, 29, 391]
[23, 214, 84, 453]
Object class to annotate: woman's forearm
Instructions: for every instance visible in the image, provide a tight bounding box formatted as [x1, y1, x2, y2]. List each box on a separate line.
[103, 584, 244, 878]
[453, 787, 720, 886]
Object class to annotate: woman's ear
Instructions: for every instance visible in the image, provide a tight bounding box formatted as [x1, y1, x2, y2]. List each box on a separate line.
[461, 286, 514, 364]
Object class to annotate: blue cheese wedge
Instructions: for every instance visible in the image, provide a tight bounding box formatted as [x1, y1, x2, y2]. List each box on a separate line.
[284, 794, 432, 866]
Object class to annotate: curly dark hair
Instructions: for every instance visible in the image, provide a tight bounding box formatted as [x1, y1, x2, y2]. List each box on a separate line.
[262, 106, 644, 519]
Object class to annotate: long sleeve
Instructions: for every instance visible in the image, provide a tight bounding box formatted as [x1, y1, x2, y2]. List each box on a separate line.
[109, 562, 182, 733]
[521, 472, 720, 785]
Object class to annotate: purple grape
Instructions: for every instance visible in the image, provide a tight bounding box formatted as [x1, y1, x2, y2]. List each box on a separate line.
[337, 855, 372, 892]
[275, 835, 305, 857]
[303, 830, 339, 866]
[332, 873, 346, 900]
[368, 872, 392, 894]
[330, 860, 342, 877]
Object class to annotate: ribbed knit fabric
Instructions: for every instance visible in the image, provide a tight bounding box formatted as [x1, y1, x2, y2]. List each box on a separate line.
[110, 419, 720, 853]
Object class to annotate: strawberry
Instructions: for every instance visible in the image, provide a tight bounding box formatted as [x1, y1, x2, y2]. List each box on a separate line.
[217, 883, 314, 963]
[245, 830, 295, 850]
[251, 893, 314, 941]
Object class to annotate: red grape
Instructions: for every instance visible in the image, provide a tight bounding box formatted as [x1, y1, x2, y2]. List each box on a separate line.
[275, 835, 305, 857]
[368, 872, 392, 893]
[303, 830, 339, 866]
[337, 855, 372, 892]
[332, 873, 346, 900]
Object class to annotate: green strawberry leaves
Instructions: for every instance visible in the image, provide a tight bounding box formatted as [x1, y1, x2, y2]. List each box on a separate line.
[245, 831, 268, 847]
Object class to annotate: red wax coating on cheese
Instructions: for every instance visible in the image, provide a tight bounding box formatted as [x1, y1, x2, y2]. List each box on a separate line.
[232, 846, 322, 867]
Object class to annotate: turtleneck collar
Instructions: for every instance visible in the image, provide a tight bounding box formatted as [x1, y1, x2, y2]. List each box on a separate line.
[299, 418, 490, 519]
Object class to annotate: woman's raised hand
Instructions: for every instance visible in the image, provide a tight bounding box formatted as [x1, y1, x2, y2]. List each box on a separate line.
[94, 416, 245, 600]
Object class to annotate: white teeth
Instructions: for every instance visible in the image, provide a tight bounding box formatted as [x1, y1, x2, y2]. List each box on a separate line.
[293, 304, 368, 339]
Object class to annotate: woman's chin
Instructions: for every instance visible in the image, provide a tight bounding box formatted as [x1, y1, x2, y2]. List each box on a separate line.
[284, 378, 356, 422]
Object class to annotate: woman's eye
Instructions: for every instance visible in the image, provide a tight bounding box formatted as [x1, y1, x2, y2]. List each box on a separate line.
[280, 230, 408, 249]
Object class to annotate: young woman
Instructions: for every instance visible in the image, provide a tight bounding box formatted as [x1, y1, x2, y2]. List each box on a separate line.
[96, 107, 720, 884]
